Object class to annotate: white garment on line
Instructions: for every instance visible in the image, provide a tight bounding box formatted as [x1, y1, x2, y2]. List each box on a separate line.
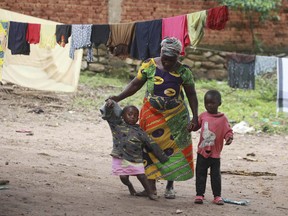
[0, 8, 83, 92]
[277, 58, 288, 113]
[255, 55, 277, 76]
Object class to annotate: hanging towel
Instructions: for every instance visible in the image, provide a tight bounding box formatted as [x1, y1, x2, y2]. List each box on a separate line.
[277, 58, 288, 113]
[107, 22, 135, 57]
[130, 19, 162, 60]
[255, 55, 277, 76]
[8, 21, 30, 55]
[70, 24, 93, 62]
[0, 8, 82, 93]
[56, 24, 71, 47]
[90, 24, 110, 47]
[162, 15, 190, 55]
[26, 23, 41, 44]
[0, 20, 9, 81]
[39, 24, 57, 49]
[227, 53, 255, 89]
[206, 5, 229, 30]
[187, 11, 206, 48]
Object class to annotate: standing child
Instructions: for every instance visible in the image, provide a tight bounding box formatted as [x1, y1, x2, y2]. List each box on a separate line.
[194, 90, 233, 205]
[100, 99, 169, 200]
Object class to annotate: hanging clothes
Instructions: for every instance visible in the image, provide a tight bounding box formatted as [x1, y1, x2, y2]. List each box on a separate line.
[90, 24, 110, 47]
[39, 24, 57, 49]
[107, 22, 135, 57]
[277, 58, 288, 113]
[255, 55, 277, 76]
[8, 21, 30, 55]
[0, 20, 9, 81]
[26, 23, 41, 44]
[206, 5, 229, 30]
[187, 10, 206, 48]
[162, 15, 190, 55]
[130, 19, 162, 60]
[227, 53, 256, 89]
[70, 24, 93, 62]
[55, 24, 71, 47]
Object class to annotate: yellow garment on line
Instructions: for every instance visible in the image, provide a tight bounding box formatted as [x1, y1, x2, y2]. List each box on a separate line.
[39, 24, 56, 49]
[187, 10, 206, 48]
[0, 20, 9, 81]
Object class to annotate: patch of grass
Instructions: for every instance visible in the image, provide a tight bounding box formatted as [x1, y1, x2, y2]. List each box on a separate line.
[75, 72, 288, 134]
[79, 71, 125, 88]
[195, 74, 288, 134]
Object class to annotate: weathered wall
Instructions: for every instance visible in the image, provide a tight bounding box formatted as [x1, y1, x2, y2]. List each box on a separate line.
[0, 0, 287, 80]
[1, 0, 288, 52]
[120, 0, 288, 53]
[0, 0, 109, 24]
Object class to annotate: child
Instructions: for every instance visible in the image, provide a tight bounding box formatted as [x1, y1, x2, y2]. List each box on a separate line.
[100, 99, 169, 200]
[194, 90, 233, 205]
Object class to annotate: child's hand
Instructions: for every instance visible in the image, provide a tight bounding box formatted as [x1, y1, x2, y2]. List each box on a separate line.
[225, 137, 233, 145]
[159, 153, 169, 164]
[105, 99, 114, 108]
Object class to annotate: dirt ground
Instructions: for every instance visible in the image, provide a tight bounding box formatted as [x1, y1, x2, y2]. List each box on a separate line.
[0, 84, 288, 216]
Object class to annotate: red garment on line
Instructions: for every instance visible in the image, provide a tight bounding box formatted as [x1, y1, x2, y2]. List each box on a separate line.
[206, 5, 229, 30]
[26, 23, 41, 44]
[162, 15, 190, 56]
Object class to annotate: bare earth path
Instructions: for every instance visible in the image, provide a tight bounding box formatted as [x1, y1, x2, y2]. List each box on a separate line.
[0, 86, 288, 216]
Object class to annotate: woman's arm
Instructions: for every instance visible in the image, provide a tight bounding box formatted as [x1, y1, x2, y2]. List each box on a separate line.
[183, 84, 199, 131]
[109, 77, 146, 102]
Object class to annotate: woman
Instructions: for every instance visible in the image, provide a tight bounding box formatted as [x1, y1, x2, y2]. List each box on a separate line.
[109, 37, 199, 199]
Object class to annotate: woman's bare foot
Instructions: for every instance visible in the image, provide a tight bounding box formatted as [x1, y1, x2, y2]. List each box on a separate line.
[148, 194, 158, 200]
[135, 190, 157, 197]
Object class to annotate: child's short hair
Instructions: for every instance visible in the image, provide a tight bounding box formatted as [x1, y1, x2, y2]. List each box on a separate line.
[122, 105, 139, 116]
[205, 90, 222, 104]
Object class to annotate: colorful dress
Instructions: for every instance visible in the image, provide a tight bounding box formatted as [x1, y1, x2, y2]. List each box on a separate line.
[136, 58, 195, 181]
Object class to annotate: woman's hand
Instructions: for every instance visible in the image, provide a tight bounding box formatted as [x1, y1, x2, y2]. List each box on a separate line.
[106, 96, 119, 102]
[105, 99, 114, 108]
[187, 117, 199, 132]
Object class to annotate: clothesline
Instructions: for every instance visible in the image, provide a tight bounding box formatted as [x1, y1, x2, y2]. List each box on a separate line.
[0, 5, 229, 64]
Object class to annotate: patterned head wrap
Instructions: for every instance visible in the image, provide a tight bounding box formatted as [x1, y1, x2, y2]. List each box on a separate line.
[160, 37, 182, 57]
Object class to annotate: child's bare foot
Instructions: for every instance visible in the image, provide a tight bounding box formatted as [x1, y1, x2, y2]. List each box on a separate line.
[127, 183, 136, 196]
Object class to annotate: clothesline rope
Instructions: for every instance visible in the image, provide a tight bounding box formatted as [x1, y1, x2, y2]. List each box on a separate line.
[190, 46, 284, 58]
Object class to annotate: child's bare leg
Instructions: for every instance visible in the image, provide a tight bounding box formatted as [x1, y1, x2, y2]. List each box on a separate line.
[119, 175, 136, 195]
[137, 174, 157, 200]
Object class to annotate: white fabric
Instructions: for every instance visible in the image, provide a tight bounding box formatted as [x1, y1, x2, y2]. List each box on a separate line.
[277, 58, 288, 113]
[255, 55, 277, 76]
[0, 8, 83, 92]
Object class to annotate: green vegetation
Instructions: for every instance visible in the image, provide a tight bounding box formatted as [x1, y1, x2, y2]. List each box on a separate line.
[75, 72, 288, 134]
[217, 0, 282, 52]
[217, 0, 281, 21]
